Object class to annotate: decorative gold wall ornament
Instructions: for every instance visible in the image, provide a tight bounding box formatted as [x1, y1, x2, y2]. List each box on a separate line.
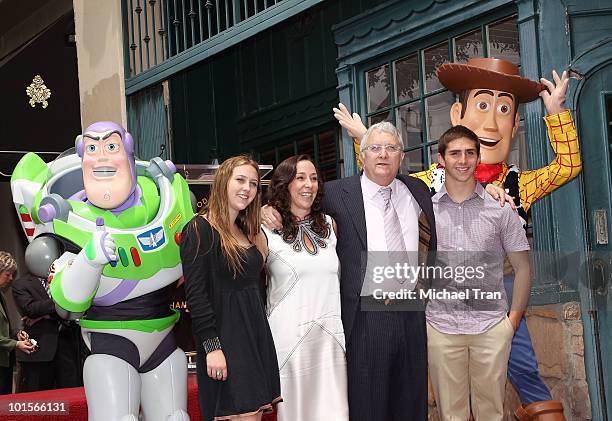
[26, 75, 52, 108]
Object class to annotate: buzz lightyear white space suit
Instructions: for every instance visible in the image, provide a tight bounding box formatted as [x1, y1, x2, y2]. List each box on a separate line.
[10, 121, 194, 421]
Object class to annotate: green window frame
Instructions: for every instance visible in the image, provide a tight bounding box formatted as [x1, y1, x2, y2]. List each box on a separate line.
[359, 14, 522, 174]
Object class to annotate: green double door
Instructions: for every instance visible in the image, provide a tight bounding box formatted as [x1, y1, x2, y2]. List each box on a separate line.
[127, 83, 170, 161]
[579, 62, 612, 420]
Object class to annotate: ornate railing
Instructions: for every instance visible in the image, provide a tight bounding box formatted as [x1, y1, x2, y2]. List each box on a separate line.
[123, 0, 283, 77]
[122, 0, 323, 95]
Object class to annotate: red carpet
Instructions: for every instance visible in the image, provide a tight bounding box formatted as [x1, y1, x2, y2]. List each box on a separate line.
[0, 375, 277, 420]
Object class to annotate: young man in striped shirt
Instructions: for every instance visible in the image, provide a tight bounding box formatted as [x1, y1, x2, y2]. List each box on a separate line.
[426, 125, 531, 421]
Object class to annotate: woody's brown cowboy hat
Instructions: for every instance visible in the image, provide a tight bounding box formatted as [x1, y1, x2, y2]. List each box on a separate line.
[437, 57, 545, 103]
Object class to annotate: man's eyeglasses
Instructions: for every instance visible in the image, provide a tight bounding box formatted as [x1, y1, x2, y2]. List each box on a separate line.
[363, 144, 403, 154]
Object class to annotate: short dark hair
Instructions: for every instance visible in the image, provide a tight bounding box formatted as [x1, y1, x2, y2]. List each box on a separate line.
[438, 125, 480, 157]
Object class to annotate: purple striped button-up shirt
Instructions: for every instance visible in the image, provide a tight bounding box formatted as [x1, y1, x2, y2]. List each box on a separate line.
[426, 183, 530, 335]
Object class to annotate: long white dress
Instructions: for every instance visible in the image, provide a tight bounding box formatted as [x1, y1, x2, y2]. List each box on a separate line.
[264, 215, 349, 421]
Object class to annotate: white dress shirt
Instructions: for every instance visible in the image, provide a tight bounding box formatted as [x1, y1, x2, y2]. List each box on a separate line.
[361, 174, 420, 253]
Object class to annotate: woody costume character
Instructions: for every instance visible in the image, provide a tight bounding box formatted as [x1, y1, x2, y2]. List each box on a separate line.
[337, 57, 580, 421]
[413, 59, 580, 227]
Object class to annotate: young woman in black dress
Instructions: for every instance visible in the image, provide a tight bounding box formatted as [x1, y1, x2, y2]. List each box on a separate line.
[180, 156, 281, 421]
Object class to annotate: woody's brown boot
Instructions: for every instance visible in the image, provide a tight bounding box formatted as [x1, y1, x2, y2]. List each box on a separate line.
[515, 400, 566, 421]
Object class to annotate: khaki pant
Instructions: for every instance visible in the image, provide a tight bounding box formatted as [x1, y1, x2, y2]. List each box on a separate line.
[427, 318, 514, 421]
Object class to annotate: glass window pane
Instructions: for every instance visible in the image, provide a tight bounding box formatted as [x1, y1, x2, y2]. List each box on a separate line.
[487, 16, 520, 66]
[369, 111, 391, 125]
[401, 148, 424, 174]
[317, 130, 337, 167]
[424, 42, 450, 93]
[507, 119, 527, 168]
[396, 102, 422, 149]
[426, 91, 454, 141]
[367, 64, 390, 112]
[454, 29, 483, 63]
[278, 143, 294, 164]
[298, 137, 315, 158]
[393, 54, 420, 103]
[428, 143, 439, 167]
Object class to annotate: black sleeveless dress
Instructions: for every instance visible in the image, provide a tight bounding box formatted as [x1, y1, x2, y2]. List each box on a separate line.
[181, 217, 281, 421]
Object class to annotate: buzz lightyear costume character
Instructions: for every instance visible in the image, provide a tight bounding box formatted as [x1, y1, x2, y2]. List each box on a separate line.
[335, 58, 579, 420]
[10, 121, 194, 421]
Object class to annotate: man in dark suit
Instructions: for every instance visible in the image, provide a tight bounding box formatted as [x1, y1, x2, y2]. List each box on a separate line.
[12, 273, 81, 392]
[263, 122, 436, 420]
[0, 251, 35, 394]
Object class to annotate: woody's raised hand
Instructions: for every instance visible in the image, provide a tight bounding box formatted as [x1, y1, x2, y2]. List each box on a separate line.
[539, 70, 569, 116]
[333, 103, 367, 144]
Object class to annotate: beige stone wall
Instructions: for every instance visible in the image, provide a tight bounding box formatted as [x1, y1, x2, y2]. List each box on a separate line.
[72, 0, 127, 128]
[427, 302, 591, 421]
[508, 303, 591, 421]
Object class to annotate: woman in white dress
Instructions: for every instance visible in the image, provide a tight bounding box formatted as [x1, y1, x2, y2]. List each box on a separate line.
[262, 155, 348, 421]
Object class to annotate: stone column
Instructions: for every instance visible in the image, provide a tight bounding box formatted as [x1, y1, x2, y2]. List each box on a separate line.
[73, 0, 127, 128]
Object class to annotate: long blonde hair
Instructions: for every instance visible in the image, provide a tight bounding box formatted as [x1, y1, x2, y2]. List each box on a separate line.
[199, 155, 261, 275]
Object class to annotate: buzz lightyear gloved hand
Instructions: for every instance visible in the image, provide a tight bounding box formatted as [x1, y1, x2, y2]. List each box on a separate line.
[49, 217, 116, 318]
[84, 218, 117, 267]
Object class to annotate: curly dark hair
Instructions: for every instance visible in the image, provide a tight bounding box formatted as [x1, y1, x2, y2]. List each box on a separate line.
[266, 155, 330, 241]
